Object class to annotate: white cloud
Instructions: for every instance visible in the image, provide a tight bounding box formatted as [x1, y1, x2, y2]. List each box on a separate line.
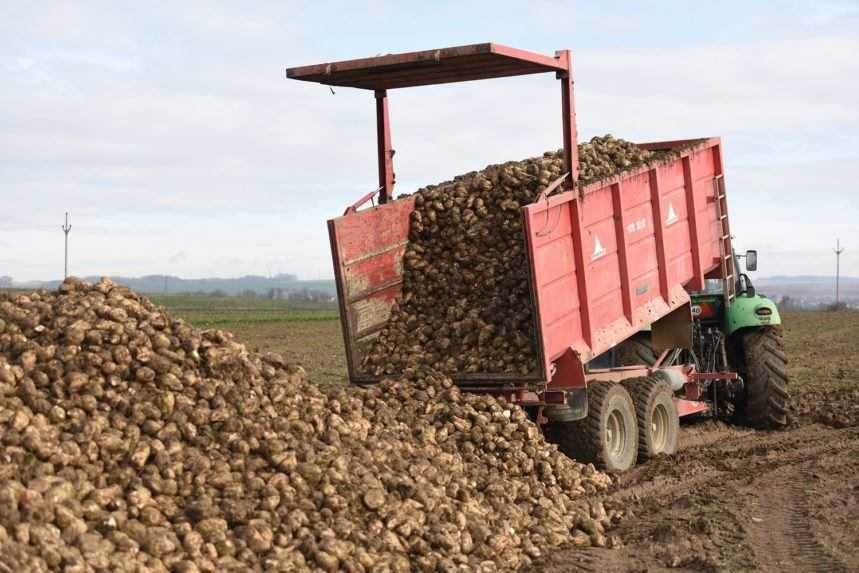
[0, 3, 857, 281]
[168, 251, 187, 264]
[729, 157, 859, 277]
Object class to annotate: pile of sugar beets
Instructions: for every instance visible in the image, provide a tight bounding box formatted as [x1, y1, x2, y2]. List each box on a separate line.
[0, 278, 627, 573]
[362, 135, 655, 377]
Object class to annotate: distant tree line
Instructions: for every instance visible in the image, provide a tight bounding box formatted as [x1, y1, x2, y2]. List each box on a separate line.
[777, 296, 855, 312]
[3, 274, 336, 298]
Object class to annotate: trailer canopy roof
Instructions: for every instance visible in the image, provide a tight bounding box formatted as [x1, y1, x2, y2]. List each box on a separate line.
[286, 43, 566, 90]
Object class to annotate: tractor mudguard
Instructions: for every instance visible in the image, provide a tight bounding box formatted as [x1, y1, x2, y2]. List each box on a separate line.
[724, 293, 781, 336]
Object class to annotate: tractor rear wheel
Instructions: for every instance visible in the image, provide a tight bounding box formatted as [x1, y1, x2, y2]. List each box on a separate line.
[732, 326, 789, 429]
[548, 382, 638, 472]
[622, 376, 679, 460]
[616, 333, 657, 366]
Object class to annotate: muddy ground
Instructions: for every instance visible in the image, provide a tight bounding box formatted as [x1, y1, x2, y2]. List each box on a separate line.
[530, 388, 859, 573]
[529, 310, 859, 572]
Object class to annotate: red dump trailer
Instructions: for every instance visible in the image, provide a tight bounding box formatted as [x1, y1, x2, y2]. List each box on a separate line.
[288, 44, 743, 471]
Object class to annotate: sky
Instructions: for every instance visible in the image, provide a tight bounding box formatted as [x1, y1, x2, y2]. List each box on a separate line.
[1, 1, 858, 282]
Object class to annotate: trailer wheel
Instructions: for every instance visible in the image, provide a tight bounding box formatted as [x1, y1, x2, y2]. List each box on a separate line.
[622, 377, 679, 461]
[548, 382, 638, 472]
[616, 333, 657, 366]
[733, 326, 789, 429]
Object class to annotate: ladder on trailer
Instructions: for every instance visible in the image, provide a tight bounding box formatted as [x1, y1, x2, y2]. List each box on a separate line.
[713, 175, 736, 304]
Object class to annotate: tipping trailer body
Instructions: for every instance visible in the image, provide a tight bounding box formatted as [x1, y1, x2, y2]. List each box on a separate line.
[288, 44, 734, 417]
[328, 139, 728, 394]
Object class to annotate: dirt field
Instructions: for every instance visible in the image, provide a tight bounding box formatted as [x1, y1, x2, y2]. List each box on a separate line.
[532, 310, 859, 573]
[162, 302, 858, 572]
[531, 414, 859, 572]
[229, 320, 347, 389]
[153, 293, 346, 389]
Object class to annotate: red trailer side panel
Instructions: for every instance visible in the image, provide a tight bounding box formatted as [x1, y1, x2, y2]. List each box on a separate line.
[329, 138, 727, 387]
[522, 139, 724, 374]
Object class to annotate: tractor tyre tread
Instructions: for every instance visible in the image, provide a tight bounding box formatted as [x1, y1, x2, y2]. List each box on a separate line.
[737, 326, 789, 429]
[617, 333, 658, 367]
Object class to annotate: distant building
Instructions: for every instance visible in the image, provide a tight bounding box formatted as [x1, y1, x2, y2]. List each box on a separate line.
[269, 288, 290, 300]
[268, 287, 335, 302]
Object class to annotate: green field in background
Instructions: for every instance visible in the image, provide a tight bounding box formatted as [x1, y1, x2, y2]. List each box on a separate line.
[149, 293, 339, 327]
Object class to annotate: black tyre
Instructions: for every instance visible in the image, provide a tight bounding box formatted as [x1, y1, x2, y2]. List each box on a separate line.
[622, 376, 680, 461]
[616, 333, 657, 367]
[732, 326, 789, 429]
[548, 382, 638, 472]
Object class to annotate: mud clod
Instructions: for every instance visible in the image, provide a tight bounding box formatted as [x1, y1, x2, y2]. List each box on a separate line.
[791, 387, 859, 428]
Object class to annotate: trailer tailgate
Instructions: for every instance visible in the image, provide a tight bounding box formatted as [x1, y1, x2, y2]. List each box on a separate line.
[328, 197, 415, 383]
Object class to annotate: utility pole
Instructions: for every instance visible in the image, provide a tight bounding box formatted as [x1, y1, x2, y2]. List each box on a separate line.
[62, 212, 72, 279]
[834, 239, 845, 305]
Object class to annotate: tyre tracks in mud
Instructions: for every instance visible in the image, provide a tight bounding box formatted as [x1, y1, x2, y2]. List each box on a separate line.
[530, 421, 859, 573]
[783, 466, 851, 573]
[725, 436, 856, 573]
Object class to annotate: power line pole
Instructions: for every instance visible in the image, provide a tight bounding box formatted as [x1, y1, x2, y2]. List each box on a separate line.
[62, 212, 72, 279]
[834, 238, 845, 305]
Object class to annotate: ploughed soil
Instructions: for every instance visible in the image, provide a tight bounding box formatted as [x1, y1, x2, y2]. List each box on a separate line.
[528, 311, 859, 572]
[530, 387, 859, 573]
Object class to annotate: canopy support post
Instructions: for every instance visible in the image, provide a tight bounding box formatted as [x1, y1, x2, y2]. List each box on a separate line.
[375, 89, 395, 203]
[556, 50, 579, 191]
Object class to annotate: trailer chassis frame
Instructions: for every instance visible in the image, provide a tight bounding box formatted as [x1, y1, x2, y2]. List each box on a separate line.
[473, 365, 738, 424]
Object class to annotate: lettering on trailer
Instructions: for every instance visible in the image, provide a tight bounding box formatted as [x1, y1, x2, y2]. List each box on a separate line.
[666, 202, 679, 226]
[591, 234, 606, 260]
[627, 218, 647, 234]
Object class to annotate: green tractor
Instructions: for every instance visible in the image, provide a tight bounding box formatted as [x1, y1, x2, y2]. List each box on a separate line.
[615, 249, 789, 429]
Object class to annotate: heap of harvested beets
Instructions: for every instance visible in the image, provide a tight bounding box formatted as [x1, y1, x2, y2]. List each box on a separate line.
[0, 278, 620, 572]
